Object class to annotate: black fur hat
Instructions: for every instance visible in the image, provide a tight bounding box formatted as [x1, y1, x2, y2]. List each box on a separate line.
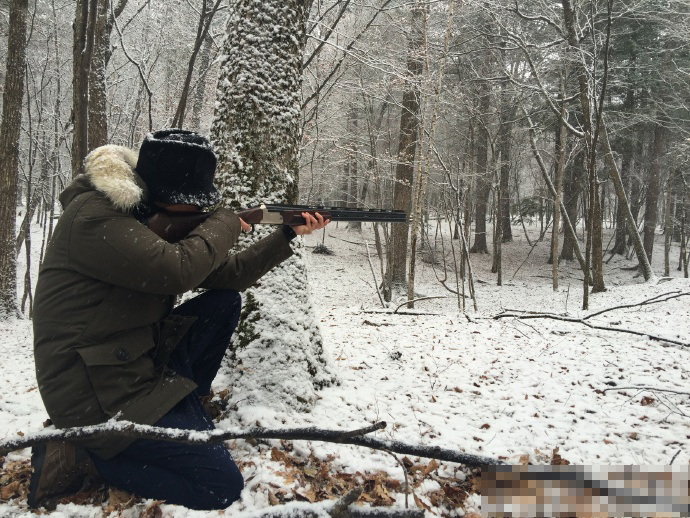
[135, 129, 221, 207]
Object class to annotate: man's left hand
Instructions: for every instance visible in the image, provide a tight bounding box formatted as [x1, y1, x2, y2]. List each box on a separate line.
[292, 212, 330, 235]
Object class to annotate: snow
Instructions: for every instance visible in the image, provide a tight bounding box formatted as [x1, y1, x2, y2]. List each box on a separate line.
[1, 219, 689, 516]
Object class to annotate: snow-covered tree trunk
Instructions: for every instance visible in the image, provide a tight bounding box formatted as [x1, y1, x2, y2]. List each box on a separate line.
[210, 0, 337, 419]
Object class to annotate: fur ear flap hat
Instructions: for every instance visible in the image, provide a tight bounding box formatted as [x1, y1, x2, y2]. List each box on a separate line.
[135, 129, 221, 208]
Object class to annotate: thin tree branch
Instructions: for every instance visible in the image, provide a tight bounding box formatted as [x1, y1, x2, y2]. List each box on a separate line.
[602, 386, 690, 396]
[494, 310, 690, 349]
[0, 420, 502, 467]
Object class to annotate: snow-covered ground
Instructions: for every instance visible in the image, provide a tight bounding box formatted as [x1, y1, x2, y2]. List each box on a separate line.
[1, 220, 689, 517]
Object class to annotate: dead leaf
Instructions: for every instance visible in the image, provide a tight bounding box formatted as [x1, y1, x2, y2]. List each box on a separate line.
[551, 447, 570, 465]
[1, 481, 19, 500]
[413, 493, 432, 512]
[480, 423, 490, 429]
[423, 459, 439, 476]
[271, 447, 291, 464]
[640, 396, 655, 406]
[268, 489, 279, 506]
[518, 454, 530, 465]
[373, 481, 395, 505]
[108, 487, 135, 508]
[295, 486, 316, 503]
[141, 500, 164, 518]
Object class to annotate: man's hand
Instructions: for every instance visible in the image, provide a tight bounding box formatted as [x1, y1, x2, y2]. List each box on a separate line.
[239, 218, 251, 233]
[292, 212, 330, 236]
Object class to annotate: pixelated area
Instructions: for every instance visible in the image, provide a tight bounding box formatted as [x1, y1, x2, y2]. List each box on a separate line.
[481, 465, 690, 517]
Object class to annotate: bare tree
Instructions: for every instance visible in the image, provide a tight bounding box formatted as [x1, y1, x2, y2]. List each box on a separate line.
[385, 0, 425, 301]
[0, 0, 29, 316]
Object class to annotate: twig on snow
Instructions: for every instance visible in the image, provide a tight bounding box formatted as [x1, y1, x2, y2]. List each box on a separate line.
[495, 293, 690, 349]
[602, 386, 690, 397]
[365, 240, 385, 308]
[394, 297, 446, 314]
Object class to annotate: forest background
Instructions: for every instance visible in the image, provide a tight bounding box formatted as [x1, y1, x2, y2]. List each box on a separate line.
[1, 0, 689, 315]
[0, 0, 689, 515]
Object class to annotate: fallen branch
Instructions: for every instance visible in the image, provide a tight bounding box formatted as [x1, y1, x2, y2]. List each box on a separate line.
[394, 296, 446, 313]
[582, 291, 689, 321]
[0, 420, 502, 467]
[602, 386, 690, 396]
[495, 292, 690, 349]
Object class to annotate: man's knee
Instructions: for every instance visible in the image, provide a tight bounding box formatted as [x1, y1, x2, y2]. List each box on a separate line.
[203, 452, 244, 508]
[207, 289, 241, 308]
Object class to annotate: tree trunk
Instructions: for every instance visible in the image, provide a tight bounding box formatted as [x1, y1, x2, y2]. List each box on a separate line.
[72, 0, 98, 177]
[560, 150, 583, 261]
[190, 34, 213, 132]
[211, 0, 336, 417]
[385, 1, 424, 300]
[87, 0, 108, 150]
[611, 150, 632, 255]
[347, 105, 361, 231]
[643, 121, 665, 261]
[600, 123, 653, 280]
[561, 0, 606, 301]
[551, 77, 567, 289]
[664, 167, 674, 276]
[470, 84, 490, 254]
[0, 0, 29, 316]
[498, 76, 513, 243]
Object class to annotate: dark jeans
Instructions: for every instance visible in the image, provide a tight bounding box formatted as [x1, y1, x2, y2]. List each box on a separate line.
[90, 289, 244, 510]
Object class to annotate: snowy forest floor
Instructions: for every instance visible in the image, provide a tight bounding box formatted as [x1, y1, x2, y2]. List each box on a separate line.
[1, 220, 689, 517]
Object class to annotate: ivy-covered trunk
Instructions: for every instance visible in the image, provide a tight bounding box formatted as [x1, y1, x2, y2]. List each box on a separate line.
[210, 0, 337, 418]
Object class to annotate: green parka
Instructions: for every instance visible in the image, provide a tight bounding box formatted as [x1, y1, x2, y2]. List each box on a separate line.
[33, 145, 294, 459]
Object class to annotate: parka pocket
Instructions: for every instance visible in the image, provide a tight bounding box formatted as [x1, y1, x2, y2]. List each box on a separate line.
[76, 326, 157, 416]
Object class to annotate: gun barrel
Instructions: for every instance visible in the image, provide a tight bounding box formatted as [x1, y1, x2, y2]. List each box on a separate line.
[264, 204, 406, 223]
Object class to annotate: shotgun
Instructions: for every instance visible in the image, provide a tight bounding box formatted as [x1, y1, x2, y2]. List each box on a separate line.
[145, 204, 406, 243]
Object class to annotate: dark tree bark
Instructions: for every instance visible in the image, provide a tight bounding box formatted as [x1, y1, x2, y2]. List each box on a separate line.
[498, 77, 513, 243]
[87, 0, 109, 150]
[347, 105, 361, 231]
[72, 0, 97, 177]
[611, 150, 633, 255]
[470, 83, 491, 254]
[561, 0, 605, 299]
[74, 0, 127, 174]
[560, 150, 583, 261]
[611, 79, 636, 255]
[0, 0, 29, 316]
[385, 1, 424, 299]
[643, 121, 665, 260]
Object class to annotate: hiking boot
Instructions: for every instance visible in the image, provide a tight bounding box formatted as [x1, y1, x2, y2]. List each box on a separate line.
[27, 441, 96, 510]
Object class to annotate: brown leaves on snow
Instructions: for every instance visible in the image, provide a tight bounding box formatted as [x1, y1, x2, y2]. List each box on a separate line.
[266, 445, 479, 514]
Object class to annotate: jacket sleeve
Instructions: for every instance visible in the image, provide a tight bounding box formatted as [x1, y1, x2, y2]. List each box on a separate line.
[67, 194, 242, 295]
[199, 229, 294, 291]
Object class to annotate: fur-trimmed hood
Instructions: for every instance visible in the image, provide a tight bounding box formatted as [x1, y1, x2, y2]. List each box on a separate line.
[60, 145, 147, 212]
